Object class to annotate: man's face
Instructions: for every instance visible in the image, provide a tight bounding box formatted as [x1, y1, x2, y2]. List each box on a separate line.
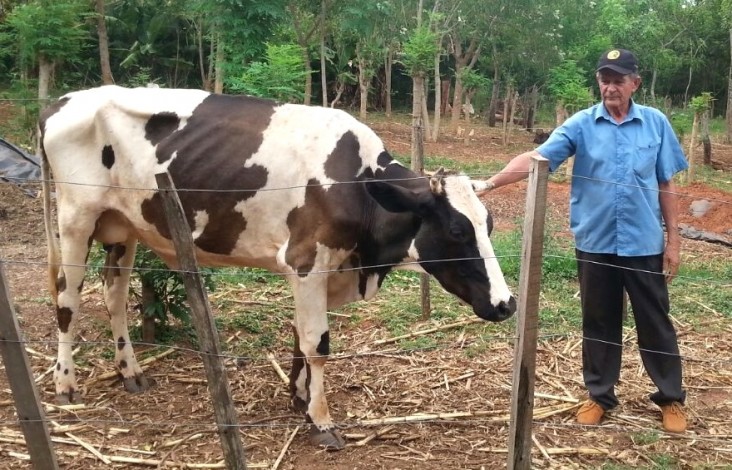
[597, 70, 641, 108]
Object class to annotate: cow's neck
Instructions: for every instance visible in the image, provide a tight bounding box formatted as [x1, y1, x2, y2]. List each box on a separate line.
[358, 201, 421, 274]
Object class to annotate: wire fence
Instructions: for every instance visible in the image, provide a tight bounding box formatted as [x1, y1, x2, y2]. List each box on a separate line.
[1, 162, 731, 466]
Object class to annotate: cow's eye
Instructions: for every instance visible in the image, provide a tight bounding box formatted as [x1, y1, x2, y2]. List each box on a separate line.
[449, 227, 465, 241]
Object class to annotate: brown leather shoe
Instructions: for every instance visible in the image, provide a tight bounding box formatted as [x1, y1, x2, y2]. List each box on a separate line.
[660, 402, 687, 433]
[576, 400, 605, 425]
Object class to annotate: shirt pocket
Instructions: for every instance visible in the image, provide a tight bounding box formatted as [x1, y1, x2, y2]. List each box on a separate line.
[633, 142, 659, 178]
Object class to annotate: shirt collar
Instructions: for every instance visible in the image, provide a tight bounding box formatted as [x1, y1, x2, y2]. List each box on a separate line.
[594, 99, 644, 124]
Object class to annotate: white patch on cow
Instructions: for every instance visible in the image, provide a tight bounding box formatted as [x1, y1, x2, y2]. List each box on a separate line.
[191, 210, 209, 241]
[398, 241, 427, 273]
[443, 175, 514, 306]
[361, 273, 381, 300]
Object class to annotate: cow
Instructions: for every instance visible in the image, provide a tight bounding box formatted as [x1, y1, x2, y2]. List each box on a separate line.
[39, 85, 516, 449]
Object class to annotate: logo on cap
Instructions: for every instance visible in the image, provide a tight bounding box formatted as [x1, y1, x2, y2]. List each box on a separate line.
[607, 50, 620, 60]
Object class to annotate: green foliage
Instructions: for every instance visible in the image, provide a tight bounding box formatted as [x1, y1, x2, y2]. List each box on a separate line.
[0, 81, 41, 147]
[400, 26, 438, 76]
[227, 43, 306, 102]
[88, 245, 216, 340]
[630, 430, 661, 446]
[460, 68, 491, 95]
[0, 0, 89, 66]
[689, 92, 714, 113]
[134, 247, 216, 328]
[547, 59, 595, 112]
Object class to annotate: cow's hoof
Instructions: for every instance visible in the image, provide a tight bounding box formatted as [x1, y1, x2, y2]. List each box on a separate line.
[309, 427, 346, 450]
[290, 396, 308, 413]
[122, 374, 151, 393]
[55, 391, 78, 405]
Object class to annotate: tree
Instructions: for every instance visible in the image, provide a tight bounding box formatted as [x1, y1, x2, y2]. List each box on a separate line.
[95, 0, 114, 84]
[724, 0, 732, 143]
[337, 2, 392, 117]
[2, 0, 89, 99]
[287, 0, 323, 105]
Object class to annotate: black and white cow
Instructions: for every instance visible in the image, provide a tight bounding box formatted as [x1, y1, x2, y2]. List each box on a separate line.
[39, 85, 516, 449]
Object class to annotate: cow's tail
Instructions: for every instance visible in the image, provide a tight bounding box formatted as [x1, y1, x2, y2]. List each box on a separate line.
[40, 134, 60, 306]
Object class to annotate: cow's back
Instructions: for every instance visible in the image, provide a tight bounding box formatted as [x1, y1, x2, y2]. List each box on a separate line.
[41, 86, 386, 270]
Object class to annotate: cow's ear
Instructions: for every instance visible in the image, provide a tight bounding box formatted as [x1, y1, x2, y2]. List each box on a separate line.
[429, 168, 445, 195]
[366, 180, 434, 214]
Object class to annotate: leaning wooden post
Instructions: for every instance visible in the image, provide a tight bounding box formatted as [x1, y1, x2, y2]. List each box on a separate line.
[155, 172, 247, 470]
[0, 261, 59, 469]
[507, 156, 549, 470]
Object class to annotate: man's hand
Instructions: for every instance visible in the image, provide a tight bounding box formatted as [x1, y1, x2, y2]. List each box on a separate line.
[663, 239, 681, 284]
[473, 180, 495, 197]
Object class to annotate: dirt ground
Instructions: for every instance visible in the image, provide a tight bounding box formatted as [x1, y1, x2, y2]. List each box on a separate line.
[1, 112, 731, 469]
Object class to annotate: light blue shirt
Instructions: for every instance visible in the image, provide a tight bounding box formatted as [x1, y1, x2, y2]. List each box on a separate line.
[536, 101, 688, 256]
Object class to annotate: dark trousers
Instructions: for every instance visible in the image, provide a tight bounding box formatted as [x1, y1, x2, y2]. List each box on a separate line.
[576, 249, 686, 410]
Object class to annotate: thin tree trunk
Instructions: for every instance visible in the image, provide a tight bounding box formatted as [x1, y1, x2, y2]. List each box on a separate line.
[357, 46, 369, 118]
[412, 75, 425, 173]
[687, 111, 700, 183]
[650, 68, 657, 102]
[95, 0, 114, 85]
[38, 56, 53, 101]
[214, 34, 224, 94]
[702, 110, 712, 166]
[196, 19, 212, 91]
[302, 48, 313, 105]
[431, 54, 441, 142]
[385, 47, 393, 117]
[727, 27, 732, 144]
[487, 67, 499, 127]
[320, 0, 328, 107]
[501, 84, 512, 146]
[451, 68, 464, 127]
[422, 76, 431, 137]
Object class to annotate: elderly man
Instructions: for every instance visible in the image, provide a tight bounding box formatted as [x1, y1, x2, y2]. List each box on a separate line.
[483, 49, 688, 433]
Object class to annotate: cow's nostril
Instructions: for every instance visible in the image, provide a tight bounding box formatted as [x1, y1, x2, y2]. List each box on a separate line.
[497, 296, 517, 321]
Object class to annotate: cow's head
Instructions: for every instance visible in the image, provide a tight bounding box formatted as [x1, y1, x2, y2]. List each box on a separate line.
[366, 169, 516, 322]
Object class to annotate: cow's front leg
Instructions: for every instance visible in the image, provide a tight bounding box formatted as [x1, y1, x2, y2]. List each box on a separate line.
[103, 239, 149, 393]
[288, 272, 345, 450]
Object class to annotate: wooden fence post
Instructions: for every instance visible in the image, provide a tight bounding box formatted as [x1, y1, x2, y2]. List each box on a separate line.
[507, 156, 549, 470]
[155, 173, 247, 469]
[0, 261, 59, 469]
[411, 75, 431, 319]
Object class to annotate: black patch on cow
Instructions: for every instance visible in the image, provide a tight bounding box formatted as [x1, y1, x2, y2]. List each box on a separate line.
[289, 325, 306, 405]
[316, 331, 330, 356]
[102, 243, 126, 287]
[285, 175, 365, 274]
[119, 360, 128, 369]
[56, 274, 67, 294]
[376, 151, 393, 167]
[56, 362, 61, 371]
[324, 132, 362, 182]
[117, 336, 126, 350]
[141, 95, 274, 255]
[64, 369, 69, 375]
[145, 112, 180, 147]
[101, 145, 115, 169]
[57, 307, 73, 333]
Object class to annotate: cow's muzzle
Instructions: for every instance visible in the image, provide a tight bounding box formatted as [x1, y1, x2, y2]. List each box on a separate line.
[475, 296, 516, 322]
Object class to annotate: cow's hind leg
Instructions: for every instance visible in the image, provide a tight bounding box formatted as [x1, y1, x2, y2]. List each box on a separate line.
[288, 275, 345, 450]
[53, 212, 96, 404]
[102, 239, 149, 393]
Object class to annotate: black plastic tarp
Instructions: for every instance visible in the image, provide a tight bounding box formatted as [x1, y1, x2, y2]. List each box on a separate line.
[0, 138, 40, 196]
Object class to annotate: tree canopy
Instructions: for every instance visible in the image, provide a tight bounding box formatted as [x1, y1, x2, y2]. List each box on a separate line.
[0, 0, 730, 123]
